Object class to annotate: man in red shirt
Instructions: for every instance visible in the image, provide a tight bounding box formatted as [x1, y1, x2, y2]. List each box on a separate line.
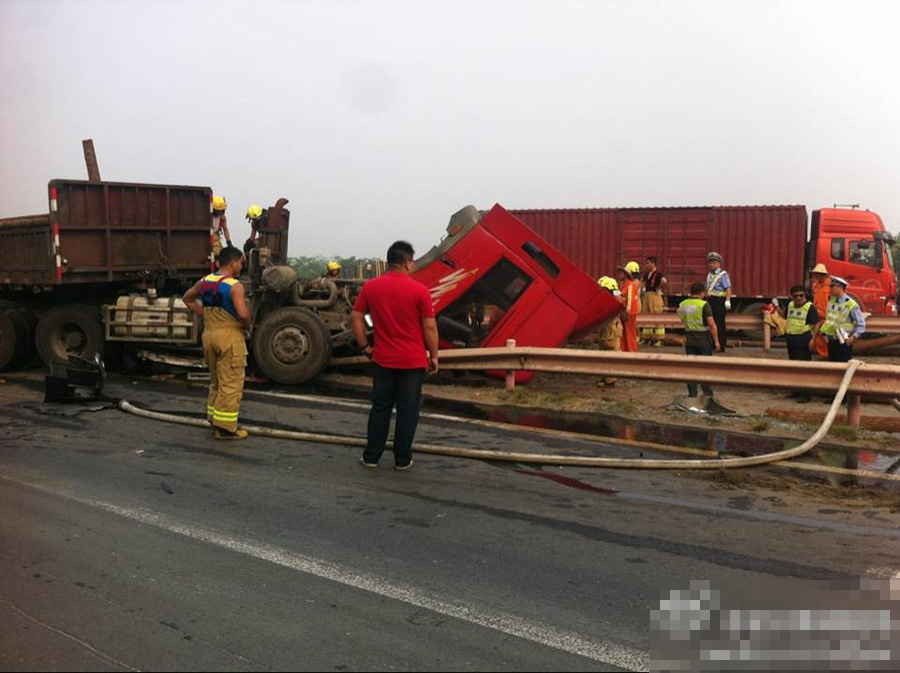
[351, 241, 439, 470]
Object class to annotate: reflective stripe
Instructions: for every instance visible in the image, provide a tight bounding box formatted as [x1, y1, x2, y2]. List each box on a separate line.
[677, 298, 709, 331]
[214, 412, 239, 421]
[785, 302, 813, 335]
[706, 270, 729, 296]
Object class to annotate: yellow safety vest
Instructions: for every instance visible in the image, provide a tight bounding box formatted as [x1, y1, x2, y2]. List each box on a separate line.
[785, 302, 813, 336]
[820, 297, 859, 338]
[677, 298, 709, 331]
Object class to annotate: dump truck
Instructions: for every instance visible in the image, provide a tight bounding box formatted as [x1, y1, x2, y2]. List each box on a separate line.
[0, 179, 621, 382]
[512, 205, 898, 317]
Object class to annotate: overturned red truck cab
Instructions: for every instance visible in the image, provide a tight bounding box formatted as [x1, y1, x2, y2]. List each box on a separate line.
[413, 205, 622, 380]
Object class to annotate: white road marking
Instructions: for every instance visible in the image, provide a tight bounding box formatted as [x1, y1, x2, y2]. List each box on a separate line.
[3, 474, 648, 671]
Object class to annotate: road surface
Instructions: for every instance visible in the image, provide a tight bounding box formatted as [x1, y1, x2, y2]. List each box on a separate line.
[1, 373, 898, 671]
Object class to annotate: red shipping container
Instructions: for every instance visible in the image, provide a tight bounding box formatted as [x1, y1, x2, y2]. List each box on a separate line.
[511, 206, 808, 300]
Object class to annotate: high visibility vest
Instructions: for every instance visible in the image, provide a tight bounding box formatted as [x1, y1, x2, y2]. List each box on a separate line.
[677, 298, 709, 331]
[785, 301, 813, 336]
[706, 269, 729, 297]
[820, 296, 859, 337]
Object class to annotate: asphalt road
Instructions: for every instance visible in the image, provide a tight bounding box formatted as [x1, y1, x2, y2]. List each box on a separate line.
[1, 373, 898, 671]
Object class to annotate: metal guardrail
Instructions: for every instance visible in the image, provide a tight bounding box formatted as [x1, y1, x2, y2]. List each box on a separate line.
[636, 313, 900, 333]
[330, 345, 900, 427]
[432, 347, 900, 399]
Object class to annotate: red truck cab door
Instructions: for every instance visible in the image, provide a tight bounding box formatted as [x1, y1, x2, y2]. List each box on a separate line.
[812, 208, 898, 315]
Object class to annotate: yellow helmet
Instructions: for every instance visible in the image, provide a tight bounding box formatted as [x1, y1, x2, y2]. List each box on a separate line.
[246, 204, 263, 220]
[597, 276, 619, 292]
[625, 261, 641, 275]
[327, 260, 341, 272]
[212, 195, 227, 211]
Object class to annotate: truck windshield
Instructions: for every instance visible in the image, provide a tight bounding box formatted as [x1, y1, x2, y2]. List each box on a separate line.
[887, 244, 895, 271]
[848, 240, 880, 268]
[437, 258, 532, 348]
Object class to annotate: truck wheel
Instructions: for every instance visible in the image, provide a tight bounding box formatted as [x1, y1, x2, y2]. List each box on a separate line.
[5, 308, 36, 367]
[36, 304, 105, 366]
[0, 310, 21, 370]
[253, 307, 332, 384]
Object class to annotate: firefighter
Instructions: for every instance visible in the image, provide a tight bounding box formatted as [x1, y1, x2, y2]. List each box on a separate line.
[183, 247, 252, 440]
[639, 256, 667, 347]
[810, 263, 831, 359]
[705, 252, 731, 352]
[596, 276, 623, 386]
[243, 204, 265, 255]
[677, 282, 720, 399]
[818, 276, 866, 363]
[211, 195, 232, 257]
[326, 260, 341, 279]
[617, 261, 641, 352]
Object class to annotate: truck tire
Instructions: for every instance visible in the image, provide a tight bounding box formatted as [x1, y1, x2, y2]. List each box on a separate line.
[6, 308, 36, 367]
[36, 304, 105, 366]
[253, 307, 332, 384]
[0, 310, 21, 370]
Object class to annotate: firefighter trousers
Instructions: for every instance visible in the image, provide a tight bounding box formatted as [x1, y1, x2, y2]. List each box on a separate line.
[640, 291, 665, 343]
[203, 327, 247, 432]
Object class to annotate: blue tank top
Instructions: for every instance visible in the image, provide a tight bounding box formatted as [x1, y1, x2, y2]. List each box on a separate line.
[200, 274, 241, 321]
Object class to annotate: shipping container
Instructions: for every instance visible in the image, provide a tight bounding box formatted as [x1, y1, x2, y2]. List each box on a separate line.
[511, 206, 809, 300]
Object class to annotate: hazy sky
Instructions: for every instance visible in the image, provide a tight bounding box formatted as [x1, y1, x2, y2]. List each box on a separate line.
[2, 0, 898, 258]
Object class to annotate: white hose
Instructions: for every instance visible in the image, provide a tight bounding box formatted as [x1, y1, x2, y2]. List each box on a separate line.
[117, 360, 861, 469]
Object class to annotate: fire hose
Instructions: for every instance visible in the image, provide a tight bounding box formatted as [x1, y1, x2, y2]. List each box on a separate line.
[118, 360, 861, 469]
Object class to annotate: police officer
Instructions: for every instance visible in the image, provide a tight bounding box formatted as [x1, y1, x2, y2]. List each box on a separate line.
[183, 247, 252, 439]
[705, 252, 731, 352]
[818, 276, 866, 363]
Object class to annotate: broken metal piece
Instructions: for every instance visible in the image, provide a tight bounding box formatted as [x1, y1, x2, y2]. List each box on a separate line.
[44, 354, 105, 403]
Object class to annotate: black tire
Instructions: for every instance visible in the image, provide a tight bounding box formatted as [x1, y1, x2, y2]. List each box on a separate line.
[0, 310, 20, 371]
[6, 308, 36, 367]
[9, 308, 37, 366]
[36, 304, 105, 366]
[252, 307, 332, 384]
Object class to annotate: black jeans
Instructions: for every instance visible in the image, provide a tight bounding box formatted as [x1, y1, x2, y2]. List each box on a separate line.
[684, 341, 714, 398]
[785, 333, 813, 361]
[364, 365, 426, 467]
[707, 296, 727, 352]
[827, 339, 853, 363]
[786, 333, 813, 400]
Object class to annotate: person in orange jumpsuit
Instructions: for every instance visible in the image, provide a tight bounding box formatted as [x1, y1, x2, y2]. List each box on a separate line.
[618, 261, 641, 352]
[810, 263, 831, 358]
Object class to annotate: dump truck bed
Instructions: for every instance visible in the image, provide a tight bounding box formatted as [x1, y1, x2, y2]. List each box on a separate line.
[0, 179, 213, 286]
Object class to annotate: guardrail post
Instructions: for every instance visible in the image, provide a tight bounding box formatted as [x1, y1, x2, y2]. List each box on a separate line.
[847, 394, 861, 427]
[763, 320, 771, 353]
[505, 339, 516, 392]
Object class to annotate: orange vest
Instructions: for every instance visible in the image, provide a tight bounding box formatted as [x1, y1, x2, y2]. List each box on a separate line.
[813, 279, 831, 318]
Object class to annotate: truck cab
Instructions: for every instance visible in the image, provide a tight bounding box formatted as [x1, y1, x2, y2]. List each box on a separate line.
[413, 205, 622, 380]
[811, 208, 898, 315]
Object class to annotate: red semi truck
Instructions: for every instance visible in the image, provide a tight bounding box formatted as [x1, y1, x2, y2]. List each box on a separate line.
[0, 179, 620, 381]
[512, 205, 898, 317]
[414, 205, 621, 380]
